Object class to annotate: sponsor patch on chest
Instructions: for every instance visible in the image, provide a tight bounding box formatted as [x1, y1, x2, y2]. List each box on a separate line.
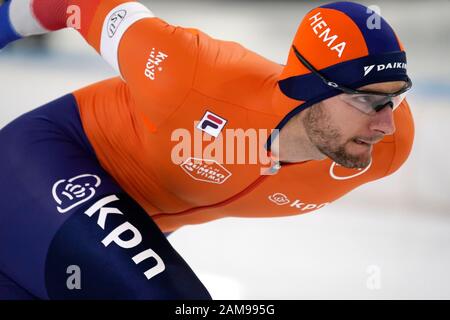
[180, 157, 232, 184]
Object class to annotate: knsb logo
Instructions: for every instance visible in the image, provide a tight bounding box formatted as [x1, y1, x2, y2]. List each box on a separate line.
[196, 111, 227, 138]
[107, 10, 127, 38]
[268, 193, 330, 211]
[329, 160, 372, 180]
[52, 174, 102, 213]
[364, 62, 407, 77]
[144, 48, 168, 81]
[180, 157, 231, 184]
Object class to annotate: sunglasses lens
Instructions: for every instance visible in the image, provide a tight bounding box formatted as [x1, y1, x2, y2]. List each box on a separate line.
[340, 93, 407, 114]
[392, 93, 407, 110]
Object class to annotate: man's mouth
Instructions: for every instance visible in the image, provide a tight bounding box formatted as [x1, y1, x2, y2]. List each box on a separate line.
[353, 138, 370, 145]
[353, 137, 382, 145]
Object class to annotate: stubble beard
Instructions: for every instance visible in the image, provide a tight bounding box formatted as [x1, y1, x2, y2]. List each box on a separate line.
[302, 104, 372, 169]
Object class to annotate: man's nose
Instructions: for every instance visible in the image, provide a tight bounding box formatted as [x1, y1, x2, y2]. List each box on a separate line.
[369, 104, 396, 136]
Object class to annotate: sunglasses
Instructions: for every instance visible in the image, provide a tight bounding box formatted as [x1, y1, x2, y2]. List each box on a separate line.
[292, 45, 412, 115]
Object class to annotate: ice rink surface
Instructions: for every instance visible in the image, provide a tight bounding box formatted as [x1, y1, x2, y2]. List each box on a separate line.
[0, 0, 449, 299]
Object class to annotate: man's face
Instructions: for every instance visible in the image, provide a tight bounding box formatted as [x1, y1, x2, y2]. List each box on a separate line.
[302, 81, 406, 169]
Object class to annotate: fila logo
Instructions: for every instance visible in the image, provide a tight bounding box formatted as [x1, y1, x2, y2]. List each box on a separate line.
[107, 10, 127, 38]
[364, 62, 407, 76]
[196, 111, 227, 138]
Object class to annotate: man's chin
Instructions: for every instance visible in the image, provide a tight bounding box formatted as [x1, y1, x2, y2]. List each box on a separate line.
[316, 142, 373, 169]
[325, 149, 372, 169]
[335, 152, 372, 169]
[337, 158, 371, 169]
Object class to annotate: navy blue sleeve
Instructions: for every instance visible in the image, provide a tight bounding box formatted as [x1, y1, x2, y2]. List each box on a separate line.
[0, 94, 211, 300]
